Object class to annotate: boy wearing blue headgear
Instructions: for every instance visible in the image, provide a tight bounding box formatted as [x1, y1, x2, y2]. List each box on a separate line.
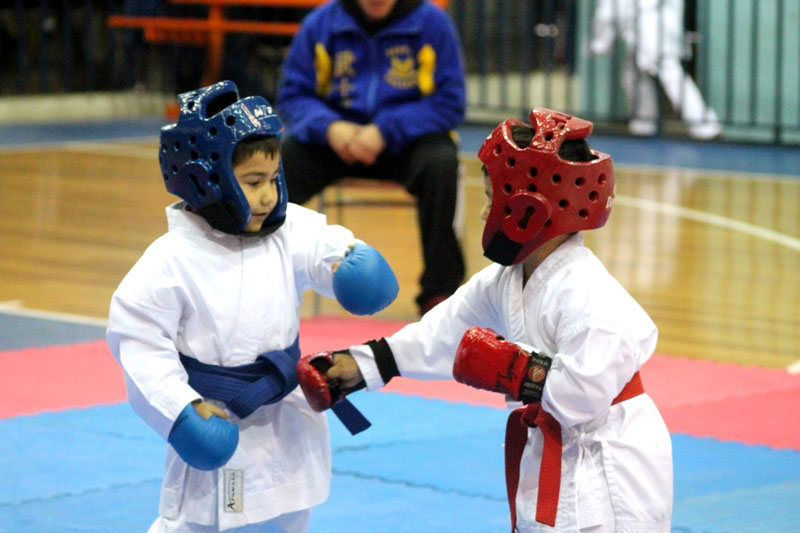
[107, 81, 398, 532]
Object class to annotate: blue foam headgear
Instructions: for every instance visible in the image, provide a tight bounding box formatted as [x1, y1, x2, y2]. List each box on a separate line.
[159, 80, 287, 235]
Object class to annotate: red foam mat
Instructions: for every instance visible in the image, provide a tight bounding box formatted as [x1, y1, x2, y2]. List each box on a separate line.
[0, 340, 126, 418]
[298, 316, 408, 353]
[640, 354, 800, 409]
[659, 387, 800, 451]
[2, 316, 799, 451]
[301, 319, 800, 451]
[0, 316, 408, 420]
[643, 355, 800, 451]
[298, 316, 507, 408]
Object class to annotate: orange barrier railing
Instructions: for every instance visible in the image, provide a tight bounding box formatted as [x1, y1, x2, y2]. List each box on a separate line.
[108, 0, 449, 88]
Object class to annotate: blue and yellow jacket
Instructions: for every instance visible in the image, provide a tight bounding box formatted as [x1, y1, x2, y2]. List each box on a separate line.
[277, 0, 466, 154]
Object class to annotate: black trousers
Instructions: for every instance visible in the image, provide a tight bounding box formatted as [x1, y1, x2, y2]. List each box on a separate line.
[281, 132, 466, 309]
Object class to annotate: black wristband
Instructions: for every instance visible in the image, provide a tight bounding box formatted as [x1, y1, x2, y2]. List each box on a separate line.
[366, 338, 400, 385]
[518, 350, 553, 404]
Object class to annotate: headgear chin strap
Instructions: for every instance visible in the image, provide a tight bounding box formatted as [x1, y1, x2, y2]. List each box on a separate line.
[478, 108, 615, 266]
[159, 80, 287, 235]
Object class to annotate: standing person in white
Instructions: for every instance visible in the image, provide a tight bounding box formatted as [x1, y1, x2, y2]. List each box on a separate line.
[590, 0, 722, 139]
[297, 108, 673, 532]
[107, 80, 398, 532]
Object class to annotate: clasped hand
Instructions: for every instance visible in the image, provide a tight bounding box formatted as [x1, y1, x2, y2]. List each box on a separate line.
[326, 121, 386, 165]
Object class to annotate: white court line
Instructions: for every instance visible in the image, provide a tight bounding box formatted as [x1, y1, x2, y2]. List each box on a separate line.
[610, 161, 800, 183]
[457, 153, 800, 183]
[3, 154, 799, 365]
[0, 301, 108, 327]
[461, 176, 800, 252]
[615, 195, 800, 252]
[611, 196, 800, 373]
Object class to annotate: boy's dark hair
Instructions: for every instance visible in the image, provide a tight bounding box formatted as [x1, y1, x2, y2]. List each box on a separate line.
[510, 124, 596, 163]
[232, 135, 280, 167]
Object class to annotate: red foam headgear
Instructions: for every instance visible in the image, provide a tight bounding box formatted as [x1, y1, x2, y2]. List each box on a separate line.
[478, 108, 615, 265]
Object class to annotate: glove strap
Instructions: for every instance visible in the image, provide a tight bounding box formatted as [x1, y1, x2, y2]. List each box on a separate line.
[518, 350, 553, 404]
[331, 398, 372, 435]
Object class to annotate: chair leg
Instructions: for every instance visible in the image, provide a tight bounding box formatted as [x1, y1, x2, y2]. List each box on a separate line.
[312, 192, 327, 316]
[453, 161, 466, 239]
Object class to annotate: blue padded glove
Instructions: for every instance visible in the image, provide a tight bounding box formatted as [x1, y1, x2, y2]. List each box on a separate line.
[333, 243, 398, 315]
[167, 403, 239, 471]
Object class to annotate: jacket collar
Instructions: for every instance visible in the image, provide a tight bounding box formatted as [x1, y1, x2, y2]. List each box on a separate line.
[332, 0, 424, 36]
[166, 202, 251, 251]
[526, 232, 587, 287]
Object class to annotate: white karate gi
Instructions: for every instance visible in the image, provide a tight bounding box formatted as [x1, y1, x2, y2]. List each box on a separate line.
[107, 202, 355, 531]
[590, 0, 721, 138]
[351, 233, 673, 532]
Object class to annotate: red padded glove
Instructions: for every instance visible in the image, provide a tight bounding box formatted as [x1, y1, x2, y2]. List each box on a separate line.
[296, 352, 341, 411]
[453, 327, 552, 404]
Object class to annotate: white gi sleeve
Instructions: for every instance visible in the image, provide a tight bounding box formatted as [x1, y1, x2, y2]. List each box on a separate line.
[284, 203, 358, 299]
[107, 265, 201, 440]
[351, 264, 506, 390]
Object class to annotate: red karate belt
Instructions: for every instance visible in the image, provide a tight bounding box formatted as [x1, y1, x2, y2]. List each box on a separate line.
[505, 372, 644, 530]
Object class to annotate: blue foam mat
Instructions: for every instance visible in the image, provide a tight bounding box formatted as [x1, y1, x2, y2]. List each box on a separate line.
[0, 118, 163, 147]
[0, 405, 163, 507]
[2, 394, 799, 532]
[671, 433, 800, 498]
[0, 312, 107, 351]
[671, 480, 800, 533]
[311, 473, 508, 533]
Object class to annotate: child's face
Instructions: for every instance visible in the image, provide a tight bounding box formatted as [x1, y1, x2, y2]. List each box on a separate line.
[234, 151, 281, 233]
[480, 167, 492, 222]
[357, 0, 398, 21]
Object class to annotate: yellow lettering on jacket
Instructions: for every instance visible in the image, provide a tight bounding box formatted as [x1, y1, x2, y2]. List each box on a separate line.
[334, 50, 357, 78]
[384, 45, 417, 90]
[314, 43, 332, 96]
[417, 44, 436, 95]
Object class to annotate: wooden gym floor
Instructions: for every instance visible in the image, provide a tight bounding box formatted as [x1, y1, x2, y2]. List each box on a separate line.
[0, 135, 798, 370]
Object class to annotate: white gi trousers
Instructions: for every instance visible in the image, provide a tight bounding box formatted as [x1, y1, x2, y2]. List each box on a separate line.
[148, 509, 310, 533]
[590, 0, 720, 137]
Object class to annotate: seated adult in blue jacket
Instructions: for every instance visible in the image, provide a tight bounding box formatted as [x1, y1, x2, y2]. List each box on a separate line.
[277, 0, 466, 316]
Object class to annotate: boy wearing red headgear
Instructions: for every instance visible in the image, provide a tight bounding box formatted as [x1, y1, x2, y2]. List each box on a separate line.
[297, 109, 673, 532]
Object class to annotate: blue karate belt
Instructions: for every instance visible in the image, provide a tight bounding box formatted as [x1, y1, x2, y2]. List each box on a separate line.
[179, 337, 371, 435]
